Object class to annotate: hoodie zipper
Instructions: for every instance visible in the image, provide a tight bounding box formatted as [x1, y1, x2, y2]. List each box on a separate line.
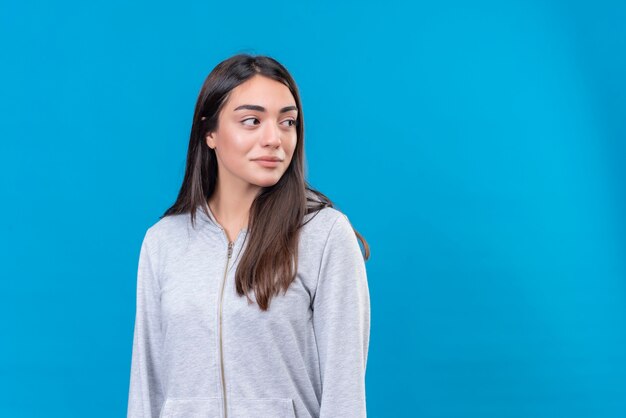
[218, 240, 234, 418]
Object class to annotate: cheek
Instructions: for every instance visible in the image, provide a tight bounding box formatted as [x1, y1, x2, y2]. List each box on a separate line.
[220, 132, 253, 158]
[283, 131, 297, 149]
[286, 136, 298, 157]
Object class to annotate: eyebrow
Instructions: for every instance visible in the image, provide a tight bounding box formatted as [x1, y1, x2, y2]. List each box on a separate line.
[233, 104, 298, 114]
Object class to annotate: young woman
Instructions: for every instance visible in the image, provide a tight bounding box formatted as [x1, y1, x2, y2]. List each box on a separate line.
[127, 53, 371, 418]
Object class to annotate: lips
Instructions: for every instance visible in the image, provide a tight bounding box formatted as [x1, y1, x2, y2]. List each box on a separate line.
[253, 156, 282, 162]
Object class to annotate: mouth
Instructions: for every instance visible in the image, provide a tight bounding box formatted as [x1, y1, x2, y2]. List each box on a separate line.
[254, 160, 281, 168]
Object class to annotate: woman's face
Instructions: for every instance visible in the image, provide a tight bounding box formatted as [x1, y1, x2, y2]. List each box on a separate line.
[206, 75, 298, 191]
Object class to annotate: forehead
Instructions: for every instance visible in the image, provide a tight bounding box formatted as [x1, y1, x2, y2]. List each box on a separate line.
[225, 75, 295, 110]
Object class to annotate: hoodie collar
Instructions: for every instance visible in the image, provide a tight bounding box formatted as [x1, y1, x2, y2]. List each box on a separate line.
[195, 202, 248, 234]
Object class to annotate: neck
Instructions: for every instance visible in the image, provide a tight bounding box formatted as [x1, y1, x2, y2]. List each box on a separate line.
[208, 181, 261, 231]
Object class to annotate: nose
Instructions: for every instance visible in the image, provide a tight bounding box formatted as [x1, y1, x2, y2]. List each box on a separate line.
[261, 121, 282, 147]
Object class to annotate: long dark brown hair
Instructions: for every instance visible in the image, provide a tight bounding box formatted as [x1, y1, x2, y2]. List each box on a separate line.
[161, 53, 369, 311]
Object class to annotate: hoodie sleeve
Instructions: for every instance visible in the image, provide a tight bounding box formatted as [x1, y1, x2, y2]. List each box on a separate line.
[127, 228, 165, 418]
[312, 214, 371, 418]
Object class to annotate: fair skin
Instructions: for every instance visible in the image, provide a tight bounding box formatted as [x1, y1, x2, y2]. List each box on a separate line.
[205, 74, 298, 242]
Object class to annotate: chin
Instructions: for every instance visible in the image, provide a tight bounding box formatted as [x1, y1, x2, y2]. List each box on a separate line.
[254, 180, 280, 188]
[251, 175, 284, 188]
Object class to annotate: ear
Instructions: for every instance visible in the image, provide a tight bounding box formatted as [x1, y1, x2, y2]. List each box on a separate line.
[205, 132, 215, 149]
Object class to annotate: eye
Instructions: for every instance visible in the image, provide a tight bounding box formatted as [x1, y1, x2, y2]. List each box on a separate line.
[241, 117, 259, 126]
[282, 119, 297, 127]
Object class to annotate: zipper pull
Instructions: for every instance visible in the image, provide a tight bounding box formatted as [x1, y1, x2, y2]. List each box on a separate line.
[227, 241, 233, 259]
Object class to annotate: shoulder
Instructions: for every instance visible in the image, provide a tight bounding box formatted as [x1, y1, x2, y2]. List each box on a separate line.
[141, 212, 194, 252]
[296, 207, 358, 284]
[302, 206, 343, 233]
[301, 206, 356, 248]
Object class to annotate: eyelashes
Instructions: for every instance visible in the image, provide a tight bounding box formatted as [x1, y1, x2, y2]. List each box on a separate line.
[241, 118, 297, 127]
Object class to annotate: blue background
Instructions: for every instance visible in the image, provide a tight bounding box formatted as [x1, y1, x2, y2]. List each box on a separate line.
[1, 0, 625, 417]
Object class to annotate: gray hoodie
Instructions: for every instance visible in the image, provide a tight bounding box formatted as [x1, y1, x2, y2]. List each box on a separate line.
[127, 202, 371, 418]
